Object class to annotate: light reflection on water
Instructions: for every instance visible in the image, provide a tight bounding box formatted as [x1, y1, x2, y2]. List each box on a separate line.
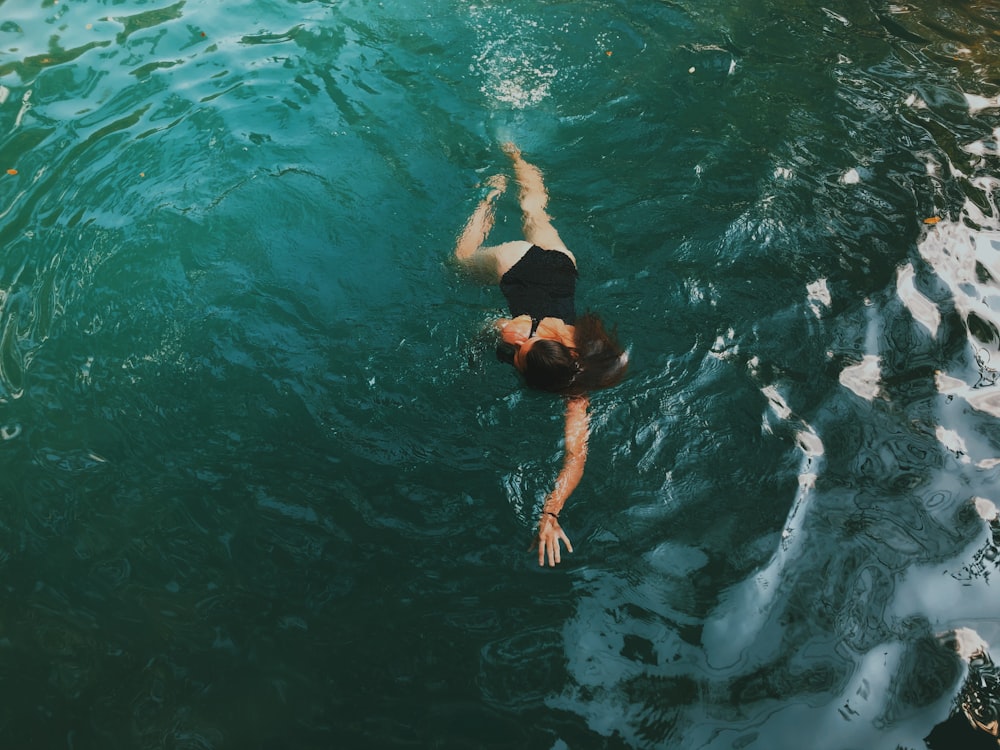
[557, 187, 1000, 748]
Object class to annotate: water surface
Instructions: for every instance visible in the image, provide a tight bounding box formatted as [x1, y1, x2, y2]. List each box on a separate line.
[2, 0, 1000, 747]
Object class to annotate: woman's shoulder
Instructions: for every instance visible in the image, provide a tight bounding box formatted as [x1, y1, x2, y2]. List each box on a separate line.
[536, 317, 576, 346]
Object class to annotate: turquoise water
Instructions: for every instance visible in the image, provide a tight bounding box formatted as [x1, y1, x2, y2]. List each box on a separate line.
[2, 0, 1000, 747]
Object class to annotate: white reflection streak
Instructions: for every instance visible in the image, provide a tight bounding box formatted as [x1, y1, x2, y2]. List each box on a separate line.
[935, 425, 971, 464]
[896, 263, 939, 337]
[702, 384, 824, 670]
[895, 200, 1000, 654]
[917, 194, 1000, 350]
[926, 218, 1000, 470]
[839, 355, 881, 401]
[923, 211, 1000, 425]
[889, 492, 1000, 663]
[13, 90, 31, 129]
[965, 92, 1000, 114]
[936, 370, 1000, 421]
[839, 300, 882, 401]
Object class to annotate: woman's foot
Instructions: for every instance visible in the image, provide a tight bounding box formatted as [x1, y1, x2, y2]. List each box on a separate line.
[501, 141, 522, 160]
[484, 173, 507, 201]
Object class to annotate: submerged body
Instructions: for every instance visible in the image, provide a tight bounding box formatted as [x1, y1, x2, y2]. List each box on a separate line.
[453, 144, 626, 566]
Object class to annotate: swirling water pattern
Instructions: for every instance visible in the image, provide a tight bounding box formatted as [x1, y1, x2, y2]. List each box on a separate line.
[2, 0, 1000, 747]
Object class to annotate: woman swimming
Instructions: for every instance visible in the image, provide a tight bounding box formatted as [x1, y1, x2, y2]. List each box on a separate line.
[453, 143, 628, 567]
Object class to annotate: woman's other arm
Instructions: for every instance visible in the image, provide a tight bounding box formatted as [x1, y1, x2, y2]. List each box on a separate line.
[536, 395, 590, 567]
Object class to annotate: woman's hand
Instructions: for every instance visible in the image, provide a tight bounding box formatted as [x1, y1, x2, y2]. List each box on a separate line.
[535, 512, 573, 567]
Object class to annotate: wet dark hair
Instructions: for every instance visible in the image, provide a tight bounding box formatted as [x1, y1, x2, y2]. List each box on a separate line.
[522, 339, 579, 392]
[522, 313, 628, 396]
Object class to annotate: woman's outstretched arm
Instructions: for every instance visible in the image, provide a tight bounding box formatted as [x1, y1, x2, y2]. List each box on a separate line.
[535, 395, 590, 567]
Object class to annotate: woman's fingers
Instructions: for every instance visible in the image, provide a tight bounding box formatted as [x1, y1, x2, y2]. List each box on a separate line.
[538, 532, 554, 567]
[535, 518, 573, 567]
[537, 532, 572, 567]
[560, 530, 574, 555]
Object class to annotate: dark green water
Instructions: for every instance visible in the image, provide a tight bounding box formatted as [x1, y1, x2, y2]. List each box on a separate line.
[2, 0, 1000, 747]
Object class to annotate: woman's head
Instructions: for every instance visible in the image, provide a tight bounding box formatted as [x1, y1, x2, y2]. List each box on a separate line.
[519, 338, 580, 392]
[516, 313, 628, 396]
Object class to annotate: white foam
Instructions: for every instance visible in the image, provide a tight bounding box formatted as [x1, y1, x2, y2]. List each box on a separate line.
[468, 9, 558, 110]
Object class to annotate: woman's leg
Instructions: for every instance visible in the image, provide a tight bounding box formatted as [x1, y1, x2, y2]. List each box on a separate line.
[504, 143, 576, 264]
[454, 174, 532, 280]
[454, 174, 507, 263]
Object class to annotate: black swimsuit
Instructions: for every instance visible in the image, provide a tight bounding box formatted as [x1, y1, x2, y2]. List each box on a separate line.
[499, 245, 578, 326]
[496, 246, 578, 363]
